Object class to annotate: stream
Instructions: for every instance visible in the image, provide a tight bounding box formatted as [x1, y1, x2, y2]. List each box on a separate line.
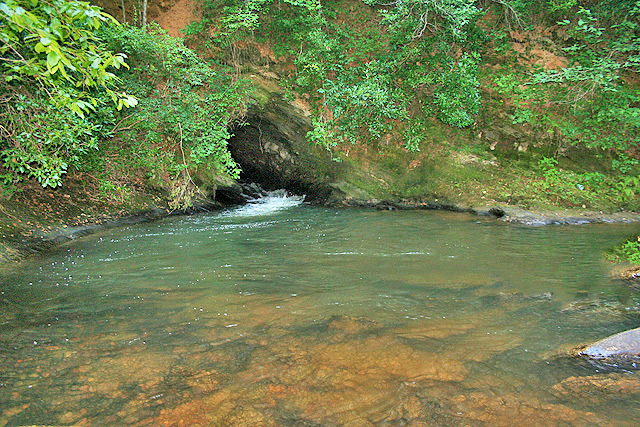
[1, 191, 640, 426]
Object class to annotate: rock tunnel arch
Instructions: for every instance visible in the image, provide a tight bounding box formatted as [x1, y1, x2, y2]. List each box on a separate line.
[226, 97, 338, 203]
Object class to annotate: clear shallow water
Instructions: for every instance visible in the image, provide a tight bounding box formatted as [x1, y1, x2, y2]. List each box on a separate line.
[1, 193, 640, 426]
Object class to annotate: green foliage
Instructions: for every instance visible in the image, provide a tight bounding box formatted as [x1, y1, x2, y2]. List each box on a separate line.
[434, 52, 480, 127]
[0, 0, 135, 187]
[368, 0, 480, 42]
[0, 81, 117, 187]
[537, 156, 562, 190]
[492, 0, 577, 24]
[403, 120, 429, 152]
[187, 0, 640, 210]
[606, 237, 640, 265]
[1, 3, 248, 199]
[529, 156, 612, 206]
[526, 5, 640, 152]
[194, 0, 484, 150]
[98, 179, 131, 203]
[307, 118, 337, 147]
[1, 92, 108, 187]
[199, 0, 322, 44]
[579, 171, 605, 190]
[101, 23, 248, 207]
[546, 0, 577, 13]
[486, 2, 640, 208]
[532, 8, 623, 92]
[616, 175, 640, 203]
[320, 63, 408, 143]
[612, 153, 639, 174]
[364, 0, 483, 130]
[0, 0, 136, 115]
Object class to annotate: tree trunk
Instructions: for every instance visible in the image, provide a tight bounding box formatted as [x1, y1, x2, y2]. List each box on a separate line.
[142, 0, 148, 26]
[121, 0, 126, 23]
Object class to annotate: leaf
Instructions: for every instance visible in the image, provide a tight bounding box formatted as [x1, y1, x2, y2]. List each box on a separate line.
[69, 103, 85, 118]
[0, 3, 13, 16]
[47, 50, 60, 68]
[123, 95, 138, 108]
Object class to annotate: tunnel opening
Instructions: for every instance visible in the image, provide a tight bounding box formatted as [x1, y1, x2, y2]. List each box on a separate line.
[225, 110, 337, 204]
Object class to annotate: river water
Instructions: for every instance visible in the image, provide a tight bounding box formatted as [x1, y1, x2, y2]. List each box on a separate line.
[1, 192, 639, 426]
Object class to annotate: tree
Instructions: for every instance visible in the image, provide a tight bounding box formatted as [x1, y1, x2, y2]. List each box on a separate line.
[0, 0, 136, 186]
[0, 0, 136, 115]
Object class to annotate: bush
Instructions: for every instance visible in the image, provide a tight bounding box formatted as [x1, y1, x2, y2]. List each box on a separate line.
[606, 237, 640, 265]
[99, 23, 249, 207]
[0, 88, 113, 187]
[0, 0, 135, 187]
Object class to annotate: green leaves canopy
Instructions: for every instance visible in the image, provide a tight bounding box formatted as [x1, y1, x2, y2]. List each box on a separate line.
[0, 0, 137, 116]
[0, 0, 138, 187]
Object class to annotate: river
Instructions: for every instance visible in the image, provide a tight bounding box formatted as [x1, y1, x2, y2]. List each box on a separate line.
[1, 192, 639, 426]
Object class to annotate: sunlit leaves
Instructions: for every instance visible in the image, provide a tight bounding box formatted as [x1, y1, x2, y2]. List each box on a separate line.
[103, 23, 246, 183]
[0, 0, 139, 187]
[0, 0, 135, 115]
[365, 0, 479, 41]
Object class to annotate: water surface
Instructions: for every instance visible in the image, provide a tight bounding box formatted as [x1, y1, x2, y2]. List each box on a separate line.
[1, 193, 639, 426]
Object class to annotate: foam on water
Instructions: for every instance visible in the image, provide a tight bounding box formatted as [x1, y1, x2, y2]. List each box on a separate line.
[228, 190, 305, 217]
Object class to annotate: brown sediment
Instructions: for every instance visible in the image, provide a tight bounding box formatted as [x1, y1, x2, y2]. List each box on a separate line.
[445, 391, 607, 426]
[394, 317, 477, 340]
[552, 374, 640, 401]
[1, 307, 633, 426]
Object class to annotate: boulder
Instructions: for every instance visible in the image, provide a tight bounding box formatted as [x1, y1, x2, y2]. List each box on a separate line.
[580, 327, 640, 359]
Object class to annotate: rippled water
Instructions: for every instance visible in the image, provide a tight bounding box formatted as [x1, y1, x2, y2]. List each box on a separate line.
[1, 193, 640, 426]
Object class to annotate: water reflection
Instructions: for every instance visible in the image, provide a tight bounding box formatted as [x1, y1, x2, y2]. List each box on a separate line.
[1, 195, 639, 426]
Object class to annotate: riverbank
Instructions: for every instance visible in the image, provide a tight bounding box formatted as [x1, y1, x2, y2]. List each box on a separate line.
[0, 175, 232, 267]
[340, 198, 640, 226]
[2, 172, 639, 270]
[2, 0, 639, 269]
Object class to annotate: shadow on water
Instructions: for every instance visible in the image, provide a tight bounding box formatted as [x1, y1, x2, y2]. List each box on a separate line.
[1, 192, 640, 426]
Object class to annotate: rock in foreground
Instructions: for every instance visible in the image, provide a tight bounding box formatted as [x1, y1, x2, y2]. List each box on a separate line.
[580, 327, 640, 359]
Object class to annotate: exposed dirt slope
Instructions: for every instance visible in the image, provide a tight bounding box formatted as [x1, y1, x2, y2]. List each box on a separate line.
[154, 0, 199, 37]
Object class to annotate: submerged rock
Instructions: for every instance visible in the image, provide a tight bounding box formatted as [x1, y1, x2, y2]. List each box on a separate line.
[552, 373, 640, 400]
[580, 327, 640, 359]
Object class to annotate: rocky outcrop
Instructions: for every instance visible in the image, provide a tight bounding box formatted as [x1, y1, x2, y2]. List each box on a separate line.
[579, 327, 640, 360]
[228, 73, 341, 203]
[492, 206, 640, 226]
